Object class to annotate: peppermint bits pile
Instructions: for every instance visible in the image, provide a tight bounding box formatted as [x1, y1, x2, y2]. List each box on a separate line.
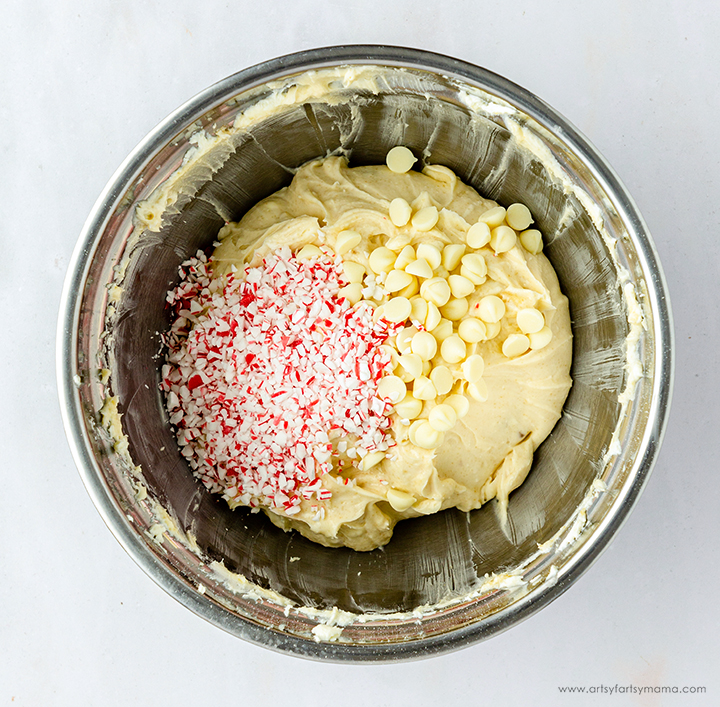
[160, 246, 401, 516]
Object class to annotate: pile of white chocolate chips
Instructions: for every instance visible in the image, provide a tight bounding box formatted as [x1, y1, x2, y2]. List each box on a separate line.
[161, 147, 572, 551]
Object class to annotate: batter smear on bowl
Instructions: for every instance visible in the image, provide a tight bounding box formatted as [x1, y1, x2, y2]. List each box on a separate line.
[161, 148, 573, 551]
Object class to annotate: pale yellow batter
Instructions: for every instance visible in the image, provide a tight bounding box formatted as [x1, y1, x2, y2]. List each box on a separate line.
[210, 154, 572, 551]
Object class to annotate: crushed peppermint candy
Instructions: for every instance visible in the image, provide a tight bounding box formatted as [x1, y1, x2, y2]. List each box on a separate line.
[160, 246, 401, 515]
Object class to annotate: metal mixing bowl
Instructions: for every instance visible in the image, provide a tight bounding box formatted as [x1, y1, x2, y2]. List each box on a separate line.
[57, 46, 673, 661]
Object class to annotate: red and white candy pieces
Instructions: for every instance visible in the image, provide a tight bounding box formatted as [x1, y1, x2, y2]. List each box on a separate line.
[161, 246, 401, 515]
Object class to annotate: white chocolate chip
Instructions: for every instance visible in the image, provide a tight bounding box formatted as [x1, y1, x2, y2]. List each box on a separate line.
[338, 283, 363, 305]
[466, 221, 491, 249]
[430, 365, 454, 395]
[408, 419, 424, 442]
[448, 274, 475, 299]
[462, 354, 485, 383]
[360, 450, 387, 471]
[389, 197, 412, 226]
[368, 246, 397, 274]
[394, 393, 423, 420]
[445, 394, 470, 419]
[432, 319, 454, 342]
[412, 206, 439, 232]
[342, 261, 366, 283]
[428, 404, 458, 432]
[502, 333, 531, 357]
[484, 320, 502, 340]
[377, 375, 407, 403]
[385, 235, 412, 252]
[412, 376, 437, 400]
[405, 258, 434, 279]
[425, 301, 442, 331]
[440, 297, 469, 321]
[410, 296, 428, 325]
[383, 296, 412, 323]
[529, 325, 553, 350]
[477, 206, 506, 227]
[467, 379, 489, 402]
[385, 269, 414, 293]
[396, 326, 419, 354]
[440, 335, 467, 364]
[416, 243, 442, 270]
[517, 308, 545, 334]
[386, 146, 417, 173]
[396, 366, 414, 383]
[458, 317, 487, 343]
[411, 331, 438, 360]
[506, 203, 533, 231]
[397, 353, 423, 380]
[476, 295, 505, 323]
[386, 488, 416, 512]
[420, 277, 451, 307]
[410, 421, 443, 449]
[442, 243, 466, 271]
[519, 229, 543, 254]
[334, 230, 362, 255]
[397, 278, 420, 298]
[394, 244, 416, 270]
[490, 225, 517, 254]
[296, 244, 323, 260]
[460, 253, 487, 285]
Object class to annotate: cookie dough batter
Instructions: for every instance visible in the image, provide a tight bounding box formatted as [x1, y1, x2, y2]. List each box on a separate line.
[163, 152, 572, 551]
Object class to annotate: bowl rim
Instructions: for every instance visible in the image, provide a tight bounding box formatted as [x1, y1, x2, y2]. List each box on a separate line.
[56, 44, 674, 662]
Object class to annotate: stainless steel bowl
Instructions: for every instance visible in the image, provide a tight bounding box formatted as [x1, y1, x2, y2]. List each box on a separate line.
[57, 46, 673, 661]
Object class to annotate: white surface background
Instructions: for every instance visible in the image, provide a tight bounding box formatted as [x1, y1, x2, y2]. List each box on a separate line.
[2, 1, 717, 705]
